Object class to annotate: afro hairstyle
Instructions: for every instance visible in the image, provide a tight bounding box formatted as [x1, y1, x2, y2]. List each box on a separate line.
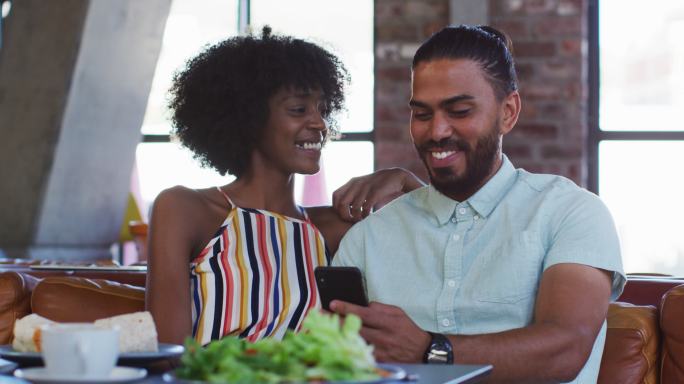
[168, 26, 348, 177]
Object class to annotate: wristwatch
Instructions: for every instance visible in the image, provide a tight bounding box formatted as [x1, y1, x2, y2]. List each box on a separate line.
[423, 332, 454, 364]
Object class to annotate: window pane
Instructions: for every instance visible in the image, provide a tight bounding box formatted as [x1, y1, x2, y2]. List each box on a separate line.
[295, 141, 374, 206]
[251, 0, 373, 133]
[599, 141, 684, 275]
[141, 0, 238, 135]
[136, 141, 373, 214]
[599, 0, 684, 131]
[136, 143, 234, 214]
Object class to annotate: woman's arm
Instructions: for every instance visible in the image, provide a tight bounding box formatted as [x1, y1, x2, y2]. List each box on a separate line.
[332, 168, 425, 222]
[145, 187, 196, 345]
[309, 168, 425, 254]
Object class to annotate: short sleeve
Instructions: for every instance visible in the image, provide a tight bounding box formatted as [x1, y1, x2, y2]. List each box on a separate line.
[332, 222, 367, 272]
[543, 191, 626, 301]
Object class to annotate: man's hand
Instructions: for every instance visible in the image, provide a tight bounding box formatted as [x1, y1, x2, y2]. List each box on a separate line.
[330, 300, 431, 363]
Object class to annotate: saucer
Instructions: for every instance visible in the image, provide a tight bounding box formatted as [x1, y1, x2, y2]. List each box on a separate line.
[14, 366, 147, 383]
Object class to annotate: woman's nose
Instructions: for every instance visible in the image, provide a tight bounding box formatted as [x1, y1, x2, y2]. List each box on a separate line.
[309, 111, 327, 131]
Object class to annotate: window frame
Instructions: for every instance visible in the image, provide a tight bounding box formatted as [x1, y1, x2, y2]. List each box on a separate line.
[587, 0, 684, 193]
[141, 0, 375, 152]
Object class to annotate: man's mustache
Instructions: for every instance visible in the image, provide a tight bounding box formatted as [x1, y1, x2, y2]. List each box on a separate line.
[416, 138, 471, 153]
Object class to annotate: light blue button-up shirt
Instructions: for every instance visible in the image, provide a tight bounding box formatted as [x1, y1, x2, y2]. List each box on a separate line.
[333, 156, 625, 383]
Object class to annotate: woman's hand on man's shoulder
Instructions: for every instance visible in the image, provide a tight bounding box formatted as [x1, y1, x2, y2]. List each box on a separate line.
[332, 168, 425, 223]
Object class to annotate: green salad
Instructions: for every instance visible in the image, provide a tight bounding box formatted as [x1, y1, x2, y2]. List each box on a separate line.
[175, 311, 380, 383]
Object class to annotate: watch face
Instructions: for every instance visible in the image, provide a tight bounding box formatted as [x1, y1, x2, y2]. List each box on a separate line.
[424, 333, 453, 364]
[426, 349, 450, 364]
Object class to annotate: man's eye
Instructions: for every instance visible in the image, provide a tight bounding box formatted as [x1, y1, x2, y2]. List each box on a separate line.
[412, 112, 431, 121]
[449, 109, 470, 117]
[289, 107, 306, 114]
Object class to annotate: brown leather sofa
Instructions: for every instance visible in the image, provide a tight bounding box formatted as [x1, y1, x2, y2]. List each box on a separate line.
[599, 278, 684, 384]
[0, 264, 145, 345]
[0, 262, 682, 383]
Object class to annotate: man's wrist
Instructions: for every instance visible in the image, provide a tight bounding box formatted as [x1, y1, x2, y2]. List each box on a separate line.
[397, 168, 424, 193]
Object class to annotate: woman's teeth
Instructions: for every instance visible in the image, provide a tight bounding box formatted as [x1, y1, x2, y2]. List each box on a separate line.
[431, 151, 455, 159]
[296, 142, 322, 150]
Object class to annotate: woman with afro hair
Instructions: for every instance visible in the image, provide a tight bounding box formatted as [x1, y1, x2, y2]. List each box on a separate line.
[146, 27, 423, 344]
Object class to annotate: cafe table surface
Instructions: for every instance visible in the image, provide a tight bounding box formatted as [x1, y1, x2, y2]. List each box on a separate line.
[0, 360, 492, 384]
[141, 363, 492, 384]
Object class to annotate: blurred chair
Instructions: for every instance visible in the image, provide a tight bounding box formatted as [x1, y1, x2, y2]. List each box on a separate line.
[128, 221, 148, 263]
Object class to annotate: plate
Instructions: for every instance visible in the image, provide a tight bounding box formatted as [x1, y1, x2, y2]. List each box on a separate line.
[161, 363, 406, 383]
[14, 366, 146, 383]
[0, 343, 184, 366]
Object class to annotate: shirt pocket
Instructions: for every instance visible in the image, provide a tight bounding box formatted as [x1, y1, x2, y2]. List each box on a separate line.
[471, 231, 544, 304]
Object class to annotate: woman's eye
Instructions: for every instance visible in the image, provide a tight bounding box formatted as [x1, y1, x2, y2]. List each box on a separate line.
[289, 107, 306, 114]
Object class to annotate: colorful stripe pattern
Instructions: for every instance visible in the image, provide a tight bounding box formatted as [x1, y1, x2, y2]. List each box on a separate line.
[190, 191, 330, 345]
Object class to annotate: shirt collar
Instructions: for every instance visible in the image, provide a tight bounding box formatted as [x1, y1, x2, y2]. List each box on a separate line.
[425, 185, 460, 226]
[467, 155, 517, 218]
[424, 155, 517, 226]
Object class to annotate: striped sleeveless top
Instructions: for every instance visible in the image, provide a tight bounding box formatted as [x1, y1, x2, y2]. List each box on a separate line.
[190, 187, 330, 344]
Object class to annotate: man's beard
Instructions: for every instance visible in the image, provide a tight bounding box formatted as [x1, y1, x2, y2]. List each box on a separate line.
[416, 121, 501, 200]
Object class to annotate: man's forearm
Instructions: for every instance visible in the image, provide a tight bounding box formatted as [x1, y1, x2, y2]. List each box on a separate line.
[447, 322, 593, 383]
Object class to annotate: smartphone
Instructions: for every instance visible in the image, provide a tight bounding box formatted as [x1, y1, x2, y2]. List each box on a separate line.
[314, 266, 369, 311]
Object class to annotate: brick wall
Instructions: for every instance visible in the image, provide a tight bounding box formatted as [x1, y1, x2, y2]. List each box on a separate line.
[374, 0, 449, 182]
[374, 0, 588, 186]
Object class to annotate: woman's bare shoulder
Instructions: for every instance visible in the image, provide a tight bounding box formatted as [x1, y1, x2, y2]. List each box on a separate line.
[149, 186, 230, 257]
[154, 186, 226, 215]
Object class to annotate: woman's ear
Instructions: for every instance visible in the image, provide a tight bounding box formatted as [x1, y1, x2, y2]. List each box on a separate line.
[499, 91, 521, 135]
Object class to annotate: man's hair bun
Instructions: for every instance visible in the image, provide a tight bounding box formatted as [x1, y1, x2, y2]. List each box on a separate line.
[261, 25, 272, 39]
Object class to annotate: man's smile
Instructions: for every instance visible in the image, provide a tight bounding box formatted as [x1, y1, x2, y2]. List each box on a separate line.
[424, 148, 465, 169]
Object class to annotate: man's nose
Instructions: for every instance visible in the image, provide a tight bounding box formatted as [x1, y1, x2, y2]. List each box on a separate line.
[429, 112, 453, 142]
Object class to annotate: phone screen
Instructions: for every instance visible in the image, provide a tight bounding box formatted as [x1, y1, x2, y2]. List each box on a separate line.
[314, 266, 369, 311]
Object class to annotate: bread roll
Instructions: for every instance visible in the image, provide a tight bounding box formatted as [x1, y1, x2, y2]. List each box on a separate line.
[94, 311, 159, 352]
[12, 314, 55, 352]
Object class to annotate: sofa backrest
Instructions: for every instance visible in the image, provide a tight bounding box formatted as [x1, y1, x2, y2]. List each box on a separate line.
[600, 279, 684, 384]
[598, 302, 659, 384]
[0, 272, 39, 344]
[659, 284, 684, 384]
[32, 276, 145, 322]
[0, 271, 146, 344]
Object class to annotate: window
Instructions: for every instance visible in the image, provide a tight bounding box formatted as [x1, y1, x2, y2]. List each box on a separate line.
[137, 0, 239, 213]
[589, 0, 684, 275]
[136, 0, 374, 214]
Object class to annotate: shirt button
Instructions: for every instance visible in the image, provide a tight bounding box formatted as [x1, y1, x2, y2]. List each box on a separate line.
[452, 234, 460, 241]
[450, 217, 457, 223]
[458, 208, 467, 215]
[442, 319, 450, 327]
[448, 280, 456, 287]
[474, 215, 480, 220]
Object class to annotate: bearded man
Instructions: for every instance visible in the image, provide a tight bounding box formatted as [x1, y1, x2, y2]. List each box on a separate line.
[331, 25, 625, 384]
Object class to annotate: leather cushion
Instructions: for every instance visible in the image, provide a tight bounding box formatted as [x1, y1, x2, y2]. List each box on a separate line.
[597, 302, 659, 384]
[0, 272, 39, 344]
[660, 284, 684, 384]
[32, 277, 144, 322]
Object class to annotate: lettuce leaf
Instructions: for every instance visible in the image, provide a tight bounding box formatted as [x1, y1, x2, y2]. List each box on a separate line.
[175, 311, 379, 383]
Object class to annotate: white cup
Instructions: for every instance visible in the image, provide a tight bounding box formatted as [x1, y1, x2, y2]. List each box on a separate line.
[41, 323, 120, 379]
